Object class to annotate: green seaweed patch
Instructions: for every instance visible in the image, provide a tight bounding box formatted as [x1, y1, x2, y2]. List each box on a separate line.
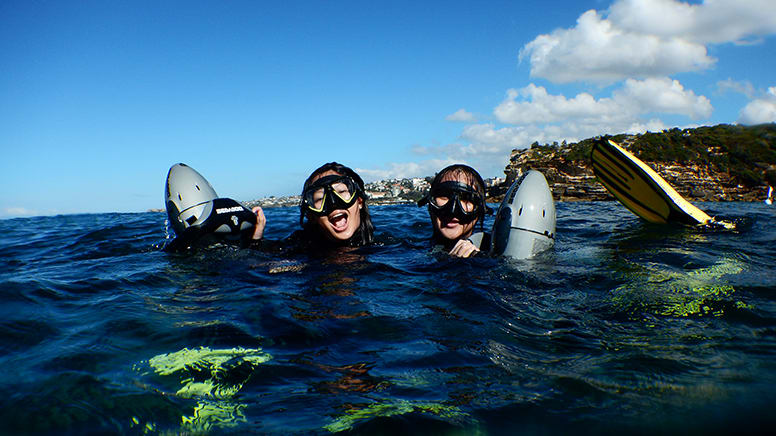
[324, 399, 469, 433]
[181, 400, 247, 433]
[174, 378, 243, 399]
[149, 346, 272, 380]
[140, 346, 272, 433]
[610, 257, 750, 318]
[658, 284, 735, 317]
[146, 345, 272, 400]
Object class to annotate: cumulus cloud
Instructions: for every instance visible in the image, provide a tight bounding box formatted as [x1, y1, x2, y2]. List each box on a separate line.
[494, 78, 711, 125]
[609, 0, 776, 45]
[618, 77, 712, 119]
[738, 87, 776, 124]
[494, 85, 618, 124]
[445, 108, 476, 122]
[520, 0, 776, 84]
[519, 9, 713, 84]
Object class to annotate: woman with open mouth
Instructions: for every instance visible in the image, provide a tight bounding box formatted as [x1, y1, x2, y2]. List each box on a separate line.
[250, 162, 375, 252]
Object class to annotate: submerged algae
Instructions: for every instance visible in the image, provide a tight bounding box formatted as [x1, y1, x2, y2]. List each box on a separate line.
[324, 399, 470, 433]
[610, 256, 751, 318]
[140, 346, 272, 432]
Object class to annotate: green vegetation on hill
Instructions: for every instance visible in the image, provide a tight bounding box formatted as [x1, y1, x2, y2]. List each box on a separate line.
[533, 123, 776, 188]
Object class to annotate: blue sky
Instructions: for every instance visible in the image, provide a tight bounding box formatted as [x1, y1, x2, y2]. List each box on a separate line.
[2, 0, 775, 217]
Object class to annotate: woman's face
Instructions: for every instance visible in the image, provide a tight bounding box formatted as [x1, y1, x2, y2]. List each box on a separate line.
[308, 170, 363, 242]
[430, 171, 479, 242]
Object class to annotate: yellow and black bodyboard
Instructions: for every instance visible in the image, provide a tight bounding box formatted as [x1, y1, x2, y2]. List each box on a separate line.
[591, 139, 714, 226]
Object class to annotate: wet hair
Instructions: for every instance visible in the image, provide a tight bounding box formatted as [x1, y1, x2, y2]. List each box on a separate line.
[298, 162, 375, 247]
[428, 164, 489, 224]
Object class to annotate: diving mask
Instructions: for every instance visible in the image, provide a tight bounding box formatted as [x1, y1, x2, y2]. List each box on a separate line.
[302, 175, 360, 216]
[418, 181, 487, 223]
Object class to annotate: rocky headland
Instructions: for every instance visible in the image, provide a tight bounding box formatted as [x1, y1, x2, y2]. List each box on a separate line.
[496, 123, 776, 202]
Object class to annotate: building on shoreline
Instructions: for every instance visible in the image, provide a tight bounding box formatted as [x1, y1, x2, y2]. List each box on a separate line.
[246, 177, 432, 208]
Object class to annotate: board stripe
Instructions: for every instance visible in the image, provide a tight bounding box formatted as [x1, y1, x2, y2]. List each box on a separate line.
[593, 163, 669, 223]
[592, 143, 670, 220]
[593, 145, 634, 185]
[591, 139, 711, 225]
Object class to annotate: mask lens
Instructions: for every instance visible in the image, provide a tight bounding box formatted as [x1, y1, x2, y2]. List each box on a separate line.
[432, 194, 450, 207]
[304, 175, 359, 215]
[457, 192, 476, 212]
[331, 181, 354, 203]
[309, 187, 326, 211]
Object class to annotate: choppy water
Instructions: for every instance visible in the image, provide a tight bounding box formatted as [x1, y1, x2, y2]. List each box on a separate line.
[1, 202, 775, 435]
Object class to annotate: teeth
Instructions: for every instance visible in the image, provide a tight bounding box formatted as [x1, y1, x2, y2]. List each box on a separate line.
[330, 212, 346, 220]
[328, 212, 348, 231]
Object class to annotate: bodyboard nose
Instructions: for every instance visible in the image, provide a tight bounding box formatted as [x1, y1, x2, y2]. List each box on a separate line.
[491, 170, 556, 259]
[165, 163, 219, 235]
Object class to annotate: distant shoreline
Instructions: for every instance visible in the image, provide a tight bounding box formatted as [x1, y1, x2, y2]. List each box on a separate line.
[149, 190, 772, 214]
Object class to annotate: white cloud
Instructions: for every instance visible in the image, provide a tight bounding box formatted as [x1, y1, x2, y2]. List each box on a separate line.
[609, 0, 776, 45]
[494, 78, 711, 126]
[356, 158, 459, 181]
[519, 9, 713, 84]
[717, 78, 756, 98]
[738, 86, 776, 124]
[617, 77, 712, 119]
[445, 108, 476, 122]
[460, 124, 530, 149]
[494, 85, 619, 124]
[623, 118, 671, 135]
[520, 0, 776, 84]
[2, 206, 38, 217]
[460, 119, 671, 154]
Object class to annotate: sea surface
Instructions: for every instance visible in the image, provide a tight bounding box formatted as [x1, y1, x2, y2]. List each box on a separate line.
[1, 202, 775, 435]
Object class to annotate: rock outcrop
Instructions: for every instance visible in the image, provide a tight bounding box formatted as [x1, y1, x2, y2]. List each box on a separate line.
[496, 136, 773, 202]
[497, 144, 608, 201]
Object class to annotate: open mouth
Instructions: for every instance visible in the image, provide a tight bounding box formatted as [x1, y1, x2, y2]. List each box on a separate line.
[328, 211, 349, 232]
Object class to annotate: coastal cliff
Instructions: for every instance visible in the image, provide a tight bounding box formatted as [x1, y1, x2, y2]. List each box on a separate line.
[495, 123, 776, 202]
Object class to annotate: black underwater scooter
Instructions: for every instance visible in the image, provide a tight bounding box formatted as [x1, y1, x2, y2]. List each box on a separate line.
[164, 163, 257, 250]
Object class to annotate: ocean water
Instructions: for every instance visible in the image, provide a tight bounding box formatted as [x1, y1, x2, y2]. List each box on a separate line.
[1, 202, 775, 435]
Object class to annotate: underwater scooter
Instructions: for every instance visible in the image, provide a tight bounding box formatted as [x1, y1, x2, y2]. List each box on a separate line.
[164, 163, 257, 250]
[489, 170, 556, 259]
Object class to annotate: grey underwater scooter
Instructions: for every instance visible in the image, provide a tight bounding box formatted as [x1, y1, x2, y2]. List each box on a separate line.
[490, 170, 556, 259]
[164, 163, 257, 250]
